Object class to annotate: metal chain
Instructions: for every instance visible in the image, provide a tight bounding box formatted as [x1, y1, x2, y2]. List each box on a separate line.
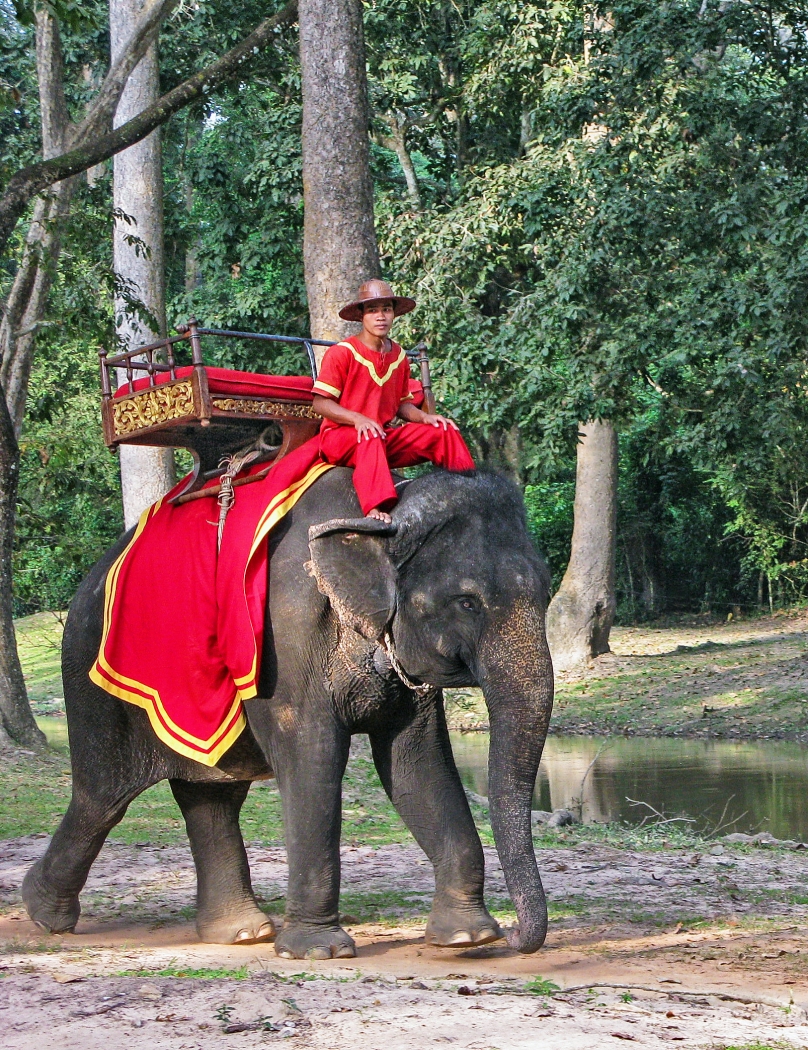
[381, 630, 438, 698]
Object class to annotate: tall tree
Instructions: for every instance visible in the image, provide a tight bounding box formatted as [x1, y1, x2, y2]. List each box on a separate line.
[298, 0, 380, 360]
[111, 0, 175, 528]
[0, 1, 298, 259]
[546, 420, 617, 668]
[0, 0, 296, 747]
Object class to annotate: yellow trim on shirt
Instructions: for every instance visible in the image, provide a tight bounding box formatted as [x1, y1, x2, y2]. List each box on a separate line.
[336, 340, 406, 387]
[312, 380, 341, 398]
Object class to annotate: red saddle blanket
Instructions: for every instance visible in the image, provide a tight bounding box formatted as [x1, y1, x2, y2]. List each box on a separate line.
[90, 438, 331, 766]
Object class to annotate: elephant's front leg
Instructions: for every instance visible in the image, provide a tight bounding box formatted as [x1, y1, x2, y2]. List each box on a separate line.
[369, 694, 502, 948]
[261, 700, 355, 960]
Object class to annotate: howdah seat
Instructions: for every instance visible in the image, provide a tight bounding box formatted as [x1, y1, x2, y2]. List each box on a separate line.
[99, 318, 432, 504]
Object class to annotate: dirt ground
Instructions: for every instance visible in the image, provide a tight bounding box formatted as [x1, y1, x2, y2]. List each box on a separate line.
[4, 611, 808, 1047]
[2, 832, 807, 1048]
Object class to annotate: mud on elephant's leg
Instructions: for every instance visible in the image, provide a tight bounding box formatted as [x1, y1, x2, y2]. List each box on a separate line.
[169, 779, 274, 945]
[263, 712, 356, 960]
[369, 700, 502, 948]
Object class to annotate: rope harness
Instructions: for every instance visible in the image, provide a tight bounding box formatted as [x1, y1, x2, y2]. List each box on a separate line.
[381, 629, 438, 698]
[216, 427, 279, 550]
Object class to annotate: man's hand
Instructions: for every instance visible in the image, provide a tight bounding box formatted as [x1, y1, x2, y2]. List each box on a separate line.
[397, 401, 460, 429]
[354, 415, 387, 442]
[420, 413, 460, 431]
[312, 395, 387, 441]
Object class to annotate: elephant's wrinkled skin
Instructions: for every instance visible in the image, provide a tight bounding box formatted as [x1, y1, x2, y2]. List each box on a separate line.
[23, 469, 554, 958]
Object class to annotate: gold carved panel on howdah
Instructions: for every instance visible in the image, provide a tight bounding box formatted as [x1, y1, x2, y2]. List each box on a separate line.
[212, 398, 321, 421]
[112, 381, 195, 436]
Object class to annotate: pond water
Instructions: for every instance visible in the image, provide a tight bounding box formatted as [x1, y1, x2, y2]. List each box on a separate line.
[37, 717, 808, 841]
[450, 732, 808, 841]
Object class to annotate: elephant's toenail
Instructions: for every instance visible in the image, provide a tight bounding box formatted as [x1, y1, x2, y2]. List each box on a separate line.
[446, 931, 473, 945]
[335, 944, 356, 958]
[276, 948, 296, 959]
[306, 946, 332, 960]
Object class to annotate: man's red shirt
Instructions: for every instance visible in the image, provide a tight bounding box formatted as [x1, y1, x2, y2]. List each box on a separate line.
[312, 335, 413, 432]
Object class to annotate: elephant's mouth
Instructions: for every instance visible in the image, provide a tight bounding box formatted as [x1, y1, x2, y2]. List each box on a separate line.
[382, 619, 477, 690]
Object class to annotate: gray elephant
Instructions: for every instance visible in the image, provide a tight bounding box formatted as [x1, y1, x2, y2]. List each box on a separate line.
[23, 468, 554, 958]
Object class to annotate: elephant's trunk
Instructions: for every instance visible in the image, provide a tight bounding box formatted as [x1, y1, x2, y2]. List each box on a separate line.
[478, 599, 554, 954]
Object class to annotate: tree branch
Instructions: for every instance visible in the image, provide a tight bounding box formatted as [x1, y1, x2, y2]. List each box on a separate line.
[0, 0, 298, 257]
[71, 0, 180, 149]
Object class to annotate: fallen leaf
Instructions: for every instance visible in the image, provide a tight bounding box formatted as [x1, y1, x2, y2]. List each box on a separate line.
[52, 973, 84, 984]
[610, 1033, 636, 1041]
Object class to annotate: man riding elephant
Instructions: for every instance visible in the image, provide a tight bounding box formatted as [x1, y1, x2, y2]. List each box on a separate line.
[312, 280, 475, 523]
[23, 296, 555, 960]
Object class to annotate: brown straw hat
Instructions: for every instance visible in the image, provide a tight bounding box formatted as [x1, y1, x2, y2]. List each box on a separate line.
[338, 279, 416, 323]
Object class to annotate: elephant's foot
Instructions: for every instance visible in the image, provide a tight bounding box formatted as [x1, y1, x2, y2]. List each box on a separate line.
[22, 863, 80, 934]
[425, 901, 503, 948]
[275, 923, 356, 960]
[197, 904, 276, 946]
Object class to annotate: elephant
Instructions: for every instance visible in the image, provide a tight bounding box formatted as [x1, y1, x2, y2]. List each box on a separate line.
[23, 467, 554, 959]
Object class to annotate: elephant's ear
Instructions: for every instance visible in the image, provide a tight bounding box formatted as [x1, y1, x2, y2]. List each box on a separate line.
[307, 518, 397, 640]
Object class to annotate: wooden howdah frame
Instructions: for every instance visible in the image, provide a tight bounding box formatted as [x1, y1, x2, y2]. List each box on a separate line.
[100, 318, 437, 504]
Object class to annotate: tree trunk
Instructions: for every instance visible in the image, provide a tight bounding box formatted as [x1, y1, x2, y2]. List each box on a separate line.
[0, 181, 77, 434]
[472, 424, 523, 485]
[299, 0, 380, 365]
[0, 389, 46, 749]
[547, 419, 618, 669]
[0, 8, 71, 750]
[111, 0, 175, 529]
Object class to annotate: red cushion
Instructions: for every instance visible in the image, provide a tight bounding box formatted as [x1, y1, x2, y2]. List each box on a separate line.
[114, 366, 424, 407]
[114, 366, 315, 401]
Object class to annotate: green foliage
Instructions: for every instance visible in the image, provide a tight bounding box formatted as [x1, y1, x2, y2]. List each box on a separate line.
[120, 966, 250, 980]
[523, 477, 574, 588]
[6, 0, 808, 618]
[525, 976, 560, 996]
[12, 178, 124, 615]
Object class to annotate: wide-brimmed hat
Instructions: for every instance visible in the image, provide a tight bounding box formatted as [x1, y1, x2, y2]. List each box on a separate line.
[338, 279, 416, 323]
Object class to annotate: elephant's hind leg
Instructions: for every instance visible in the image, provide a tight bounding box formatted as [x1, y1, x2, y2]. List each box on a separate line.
[169, 779, 274, 945]
[22, 781, 144, 934]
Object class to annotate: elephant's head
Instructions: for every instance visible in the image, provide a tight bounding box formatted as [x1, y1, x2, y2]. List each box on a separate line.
[308, 470, 554, 953]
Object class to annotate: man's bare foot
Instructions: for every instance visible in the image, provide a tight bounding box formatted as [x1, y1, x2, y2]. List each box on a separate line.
[367, 507, 392, 524]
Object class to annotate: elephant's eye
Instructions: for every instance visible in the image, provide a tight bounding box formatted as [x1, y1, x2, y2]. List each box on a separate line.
[457, 596, 480, 613]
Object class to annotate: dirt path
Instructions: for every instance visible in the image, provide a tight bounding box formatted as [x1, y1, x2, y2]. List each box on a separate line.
[3, 834, 807, 1048]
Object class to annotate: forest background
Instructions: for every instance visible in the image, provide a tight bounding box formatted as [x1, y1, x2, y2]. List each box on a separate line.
[3, 0, 808, 624]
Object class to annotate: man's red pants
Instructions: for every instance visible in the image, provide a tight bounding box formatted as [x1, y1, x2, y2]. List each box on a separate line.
[320, 423, 475, 515]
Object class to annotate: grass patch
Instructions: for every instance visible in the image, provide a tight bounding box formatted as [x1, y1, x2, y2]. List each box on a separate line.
[118, 965, 250, 980]
[714, 1044, 800, 1050]
[338, 890, 432, 925]
[549, 628, 808, 741]
[0, 936, 67, 956]
[15, 612, 65, 710]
